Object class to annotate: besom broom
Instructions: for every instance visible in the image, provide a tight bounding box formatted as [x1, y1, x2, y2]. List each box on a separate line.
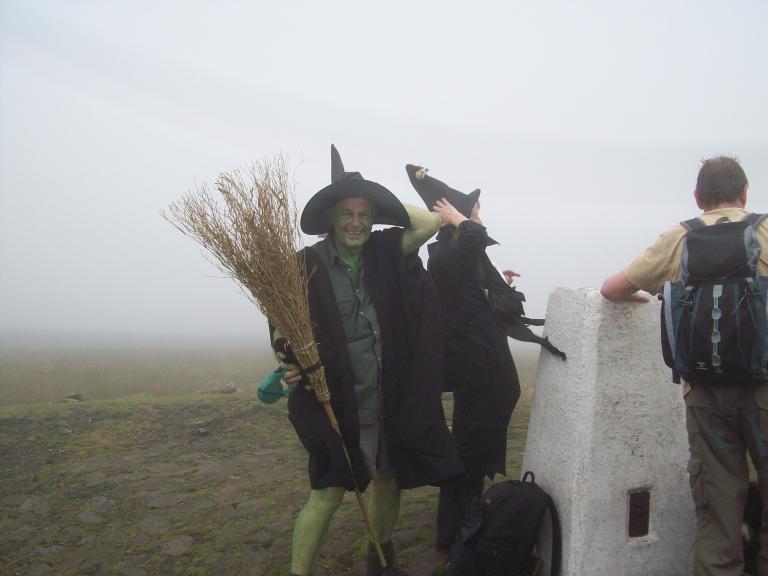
[162, 156, 388, 569]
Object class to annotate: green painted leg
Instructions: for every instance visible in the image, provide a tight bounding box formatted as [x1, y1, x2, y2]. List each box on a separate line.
[366, 472, 408, 575]
[309, 522, 331, 574]
[369, 471, 401, 543]
[290, 487, 345, 576]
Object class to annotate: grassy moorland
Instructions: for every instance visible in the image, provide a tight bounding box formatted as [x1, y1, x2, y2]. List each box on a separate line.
[0, 347, 277, 406]
[0, 345, 539, 576]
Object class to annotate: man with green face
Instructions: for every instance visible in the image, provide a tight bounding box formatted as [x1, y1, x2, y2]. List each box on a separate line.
[329, 197, 374, 258]
[274, 146, 462, 576]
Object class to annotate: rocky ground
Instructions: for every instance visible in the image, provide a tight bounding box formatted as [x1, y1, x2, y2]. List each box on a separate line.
[0, 394, 530, 576]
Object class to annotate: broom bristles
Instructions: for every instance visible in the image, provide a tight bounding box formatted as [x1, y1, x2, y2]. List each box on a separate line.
[163, 156, 330, 402]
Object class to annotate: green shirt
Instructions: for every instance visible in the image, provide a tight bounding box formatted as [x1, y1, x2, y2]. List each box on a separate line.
[313, 237, 383, 425]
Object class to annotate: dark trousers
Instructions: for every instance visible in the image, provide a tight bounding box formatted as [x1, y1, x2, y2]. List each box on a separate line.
[436, 471, 485, 551]
[685, 381, 768, 576]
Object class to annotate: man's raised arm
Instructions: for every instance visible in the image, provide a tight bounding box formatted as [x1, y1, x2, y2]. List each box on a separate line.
[401, 203, 442, 255]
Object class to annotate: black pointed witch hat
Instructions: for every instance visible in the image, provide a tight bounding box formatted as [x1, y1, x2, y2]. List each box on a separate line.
[406, 163, 496, 245]
[300, 145, 410, 235]
[405, 164, 480, 218]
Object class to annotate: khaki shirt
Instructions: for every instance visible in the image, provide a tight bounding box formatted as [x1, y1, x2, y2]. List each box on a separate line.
[313, 237, 383, 425]
[624, 207, 768, 295]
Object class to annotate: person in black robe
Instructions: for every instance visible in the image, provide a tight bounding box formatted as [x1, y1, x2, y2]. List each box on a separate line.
[429, 197, 520, 553]
[275, 147, 462, 576]
[407, 163, 564, 554]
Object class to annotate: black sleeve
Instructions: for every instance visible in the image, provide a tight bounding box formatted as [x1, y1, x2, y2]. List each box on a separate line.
[428, 221, 488, 286]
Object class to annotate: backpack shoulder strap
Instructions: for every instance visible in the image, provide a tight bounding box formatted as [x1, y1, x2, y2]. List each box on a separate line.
[681, 217, 705, 232]
[745, 212, 767, 228]
[678, 220, 702, 285]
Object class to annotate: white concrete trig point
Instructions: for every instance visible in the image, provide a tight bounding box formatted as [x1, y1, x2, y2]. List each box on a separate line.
[522, 287, 695, 576]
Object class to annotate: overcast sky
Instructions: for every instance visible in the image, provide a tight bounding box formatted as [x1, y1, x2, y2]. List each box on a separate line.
[1, 0, 767, 342]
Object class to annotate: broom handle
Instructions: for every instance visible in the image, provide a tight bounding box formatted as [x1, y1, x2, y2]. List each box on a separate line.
[321, 402, 388, 570]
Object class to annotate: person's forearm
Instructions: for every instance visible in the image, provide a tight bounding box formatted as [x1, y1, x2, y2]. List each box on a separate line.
[600, 271, 650, 302]
[401, 204, 441, 254]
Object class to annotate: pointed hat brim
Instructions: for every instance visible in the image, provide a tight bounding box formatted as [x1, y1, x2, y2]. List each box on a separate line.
[300, 178, 410, 235]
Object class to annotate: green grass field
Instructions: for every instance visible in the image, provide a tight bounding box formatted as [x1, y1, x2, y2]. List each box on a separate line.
[0, 344, 540, 407]
[0, 344, 540, 575]
[0, 347, 276, 405]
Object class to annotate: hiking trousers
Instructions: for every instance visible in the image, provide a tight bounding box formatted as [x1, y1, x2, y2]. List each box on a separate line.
[685, 381, 768, 576]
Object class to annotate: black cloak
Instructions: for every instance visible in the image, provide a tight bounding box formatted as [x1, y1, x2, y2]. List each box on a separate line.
[427, 221, 520, 478]
[285, 228, 462, 491]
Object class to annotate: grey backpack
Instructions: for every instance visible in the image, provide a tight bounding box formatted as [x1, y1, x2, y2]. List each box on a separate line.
[660, 213, 768, 384]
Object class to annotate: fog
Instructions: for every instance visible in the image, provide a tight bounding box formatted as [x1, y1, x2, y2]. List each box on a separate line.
[1, 1, 767, 345]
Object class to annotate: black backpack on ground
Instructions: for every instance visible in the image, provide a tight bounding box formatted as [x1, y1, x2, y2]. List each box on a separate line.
[660, 213, 768, 385]
[448, 471, 561, 576]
